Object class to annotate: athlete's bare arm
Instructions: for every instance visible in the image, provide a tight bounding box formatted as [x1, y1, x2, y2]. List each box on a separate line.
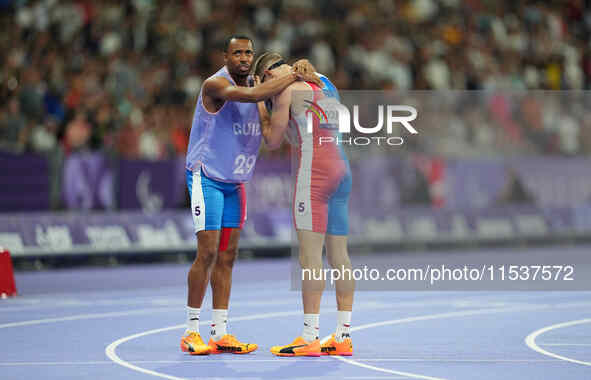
[258, 101, 272, 143]
[266, 81, 312, 150]
[202, 59, 320, 111]
[203, 72, 300, 106]
[250, 75, 274, 147]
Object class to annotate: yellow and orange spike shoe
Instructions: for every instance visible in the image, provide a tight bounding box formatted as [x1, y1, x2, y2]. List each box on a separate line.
[270, 336, 321, 357]
[180, 331, 211, 355]
[208, 334, 258, 354]
[320, 334, 353, 356]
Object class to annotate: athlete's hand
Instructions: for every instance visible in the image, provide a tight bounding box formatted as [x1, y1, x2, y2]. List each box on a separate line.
[254, 75, 273, 112]
[292, 59, 323, 86]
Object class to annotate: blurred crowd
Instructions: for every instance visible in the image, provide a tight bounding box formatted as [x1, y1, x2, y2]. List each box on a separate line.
[1, 0, 591, 159]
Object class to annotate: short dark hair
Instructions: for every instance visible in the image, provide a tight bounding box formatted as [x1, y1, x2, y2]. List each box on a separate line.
[224, 35, 254, 52]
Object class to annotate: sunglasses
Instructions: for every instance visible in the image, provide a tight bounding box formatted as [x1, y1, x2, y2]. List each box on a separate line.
[261, 59, 286, 82]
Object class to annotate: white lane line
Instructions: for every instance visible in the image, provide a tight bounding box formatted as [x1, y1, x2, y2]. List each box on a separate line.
[0, 298, 300, 312]
[4, 299, 367, 328]
[105, 311, 302, 380]
[343, 377, 408, 379]
[329, 359, 443, 380]
[213, 378, 406, 380]
[103, 300, 591, 380]
[323, 305, 558, 380]
[104, 302, 399, 380]
[539, 343, 591, 347]
[0, 358, 558, 366]
[3, 294, 559, 313]
[354, 358, 554, 363]
[0, 297, 385, 313]
[5, 297, 591, 314]
[525, 318, 591, 366]
[0, 361, 116, 366]
[0, 308, 175, 329]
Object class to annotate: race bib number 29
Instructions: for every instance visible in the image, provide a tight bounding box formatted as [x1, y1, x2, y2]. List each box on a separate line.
[233, 154, 256, 175]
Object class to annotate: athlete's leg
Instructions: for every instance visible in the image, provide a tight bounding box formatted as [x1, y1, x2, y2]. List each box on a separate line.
[188, 230, 220, 308]
[326, 234, 354, 311]
[298, 230, 326, 314]
[210, 228, 240, 310]
[271, 154, 332, 356]
[207, 183, 256, 354]
[187, 169, 224, 309]
[324, 235, 354, 353]
[183, 231, 220, 354]
[211, 183, 246, 311]
[182, 169, 223, 355]
[269, 229, 324, 357]
[209, 228, 239, 341]
[322, 169, 354, 355]
[325, 171, 354, 311]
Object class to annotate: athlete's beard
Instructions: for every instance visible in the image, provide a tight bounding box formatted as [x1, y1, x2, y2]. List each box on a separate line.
[231, 71, 249, 86]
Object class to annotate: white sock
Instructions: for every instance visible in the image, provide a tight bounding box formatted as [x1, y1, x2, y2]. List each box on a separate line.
[302, 314, 319, 342]
[211, 309, 228, 341]
[186, 306, 200, 334]
[335, 310, 351, 342]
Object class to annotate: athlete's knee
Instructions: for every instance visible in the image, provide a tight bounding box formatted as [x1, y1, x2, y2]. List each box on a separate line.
[216, 246, 237, 268]
[327, 251, 351, 269]
[299, 252, 322, 270]
[194, 230, 220, 267]
[195, 246, 217, 269]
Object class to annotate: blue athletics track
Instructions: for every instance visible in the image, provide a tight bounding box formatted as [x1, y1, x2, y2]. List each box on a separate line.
[2, 246, 591, 380]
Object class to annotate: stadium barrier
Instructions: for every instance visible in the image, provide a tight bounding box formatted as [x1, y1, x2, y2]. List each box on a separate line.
[1, 153, 591, 258]
[0, 205, 590, 258]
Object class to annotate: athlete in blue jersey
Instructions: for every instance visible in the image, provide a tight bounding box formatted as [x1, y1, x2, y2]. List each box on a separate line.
[181, 36, 320, 355]
[252, 53, 355, 357]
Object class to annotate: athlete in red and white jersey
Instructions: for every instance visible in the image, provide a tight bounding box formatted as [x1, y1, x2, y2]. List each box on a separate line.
[252, 53, 355, 357]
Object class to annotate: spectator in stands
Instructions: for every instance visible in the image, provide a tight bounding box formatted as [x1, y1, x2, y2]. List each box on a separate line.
[63, 111, 91, 154]
[0, 0, 589, 158]
[0, 97, 28, 154]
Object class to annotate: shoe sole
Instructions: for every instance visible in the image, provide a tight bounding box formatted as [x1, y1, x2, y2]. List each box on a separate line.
[209, 349, 257, 354]
[189, 350, 211, 355]
[320, 347, 353, 356]
[209, 345, 258, 355]
[272, 352, 321, 357]
[321, 343, 353, 356]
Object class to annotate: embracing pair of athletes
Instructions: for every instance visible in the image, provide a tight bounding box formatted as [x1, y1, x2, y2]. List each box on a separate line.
[180, 35, 354, 357]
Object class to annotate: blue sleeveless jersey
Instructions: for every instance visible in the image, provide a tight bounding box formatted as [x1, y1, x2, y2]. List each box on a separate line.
[186, 66, 261, 183]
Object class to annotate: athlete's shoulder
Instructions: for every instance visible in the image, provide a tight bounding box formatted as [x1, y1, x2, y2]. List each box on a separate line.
[205, 67, 234, 84]
[210, 66, 231, 79]
[285, 81, 316, 105]
[202, 68, 235, 96]
[290, 81, 315, 91]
